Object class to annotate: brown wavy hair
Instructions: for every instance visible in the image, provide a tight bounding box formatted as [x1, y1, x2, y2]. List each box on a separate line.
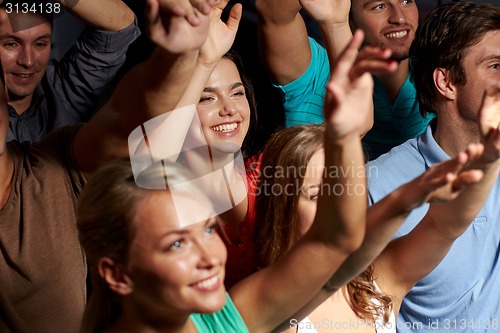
[253, 124, 392, 322]
[410, 2, 500, 118]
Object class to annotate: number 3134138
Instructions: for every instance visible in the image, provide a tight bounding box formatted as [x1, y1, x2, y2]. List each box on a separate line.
[5, 2, 61, 14]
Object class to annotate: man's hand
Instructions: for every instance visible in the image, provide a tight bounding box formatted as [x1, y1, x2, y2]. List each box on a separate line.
[300, 0, 350, 25]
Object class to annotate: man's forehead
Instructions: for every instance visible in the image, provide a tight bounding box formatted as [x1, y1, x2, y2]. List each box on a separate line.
[0, 9, 52, 33]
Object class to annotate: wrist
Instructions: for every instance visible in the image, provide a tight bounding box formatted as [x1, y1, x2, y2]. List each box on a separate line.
[319, 20, 350, 31]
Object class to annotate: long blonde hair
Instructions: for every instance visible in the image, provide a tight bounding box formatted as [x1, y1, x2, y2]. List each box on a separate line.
[253, 124, 393, 322]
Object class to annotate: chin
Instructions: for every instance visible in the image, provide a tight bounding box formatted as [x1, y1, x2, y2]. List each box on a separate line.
[195, 291, 227, 314]
[210, 141, 242, 155]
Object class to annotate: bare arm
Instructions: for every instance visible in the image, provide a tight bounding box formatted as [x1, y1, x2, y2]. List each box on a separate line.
[272, 143, 485, 332]
[300, 0, 388, 135]
[57, 0, 135, 31]
[72, 0, 211, 176]
[255, 0, 311, 85]
[176, 0, 242, 108]
[300, 0, 353, 64]
[229, 30, 375, 333]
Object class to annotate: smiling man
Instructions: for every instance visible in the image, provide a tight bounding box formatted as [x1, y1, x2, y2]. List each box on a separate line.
[0, 0, 139, 142]
[256, 0, 434, 159]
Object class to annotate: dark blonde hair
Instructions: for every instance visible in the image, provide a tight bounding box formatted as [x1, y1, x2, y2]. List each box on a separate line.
[253, 124, 393, 322]
[77, 159, 151, 333]
[78, 158, 200, 332]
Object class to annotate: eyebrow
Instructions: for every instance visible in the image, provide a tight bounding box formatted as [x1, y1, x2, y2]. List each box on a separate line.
[0, 33, 52, 41]
[158, 218, 216, 239]
[203, 82, 244, 93]
[477, 55, 500, 65]
[360, 0, 383, 8]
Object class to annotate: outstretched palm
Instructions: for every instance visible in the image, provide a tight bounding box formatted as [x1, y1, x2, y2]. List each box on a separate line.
[324, 30, 397, 140]
[199, 1, 242, 66]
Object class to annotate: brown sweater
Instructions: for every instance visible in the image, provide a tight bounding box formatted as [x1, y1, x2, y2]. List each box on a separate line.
[0, 126, 87, 333]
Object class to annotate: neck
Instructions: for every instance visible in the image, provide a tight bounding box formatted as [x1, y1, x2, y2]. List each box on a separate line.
[109, 301, 196, 333]
[433, 106, 481, 158]
[374, 58, 410, 101]
[0, 148, 14, 209]
[9, 95, 34, 115]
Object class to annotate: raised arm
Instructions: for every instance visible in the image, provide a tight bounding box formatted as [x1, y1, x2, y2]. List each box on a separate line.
[375, 83, 500, 313]
[273, 142, 484, 332]
[72, 0, 211, 176]
[229, 30, 374, 333]
[255, 0, 311, 85]
[175, 0, 242, 108]
[300, 0, 353, 66]
[57, 0, 135, 31]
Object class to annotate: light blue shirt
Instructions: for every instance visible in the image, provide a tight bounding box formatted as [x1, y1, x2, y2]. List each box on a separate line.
[367, 126, 500, 332]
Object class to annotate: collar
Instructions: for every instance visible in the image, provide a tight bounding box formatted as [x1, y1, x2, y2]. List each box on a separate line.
[7, 85, 45, 117]
[417, 121, 450, 168]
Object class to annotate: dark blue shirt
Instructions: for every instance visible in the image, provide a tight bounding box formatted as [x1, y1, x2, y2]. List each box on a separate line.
[8, 18, 140, 142]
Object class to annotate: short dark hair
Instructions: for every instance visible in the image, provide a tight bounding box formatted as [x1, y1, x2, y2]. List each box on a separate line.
[410, 1, 500, 117]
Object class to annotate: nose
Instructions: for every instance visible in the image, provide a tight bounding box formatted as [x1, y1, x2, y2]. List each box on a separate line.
[195, 239, 220, 269]
[17, 46, 34, 68]
[218, 97, 237, 117]
[388, 5, 406, 25]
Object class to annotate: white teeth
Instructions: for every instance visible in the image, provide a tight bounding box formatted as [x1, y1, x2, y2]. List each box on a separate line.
[16, 74, 30, 78]
[385, 30, 408, 39]
[211, 123, 238, 133]
[195, 276, 218, 289]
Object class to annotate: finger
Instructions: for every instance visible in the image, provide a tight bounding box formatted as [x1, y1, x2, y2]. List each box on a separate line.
[325, 81, 344, 115]
[452, 169, 484, 192]
[226, 3, 243, 32]
[214, 0, 230, 11]
[146, 0, 162, 37]
[330, 29, 364, 82]
[158, 0, 188, 16]
[349, 58, 397, 78]
[478, 82, 500, 137]
[357, 46, 392, 61]
[190, 0, 213, 15]
[463, 142, 484, 164]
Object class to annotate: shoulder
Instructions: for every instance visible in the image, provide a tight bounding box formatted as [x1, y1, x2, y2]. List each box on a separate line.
[367, 138, 425, 203]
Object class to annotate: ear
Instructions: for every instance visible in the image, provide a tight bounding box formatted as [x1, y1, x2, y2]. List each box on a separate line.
[433, 68, 456, 101]
[98, 257, 134, 296]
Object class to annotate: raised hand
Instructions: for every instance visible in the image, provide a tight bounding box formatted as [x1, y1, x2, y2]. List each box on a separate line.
[155, 0, 220, 24]
[146, 0, 211, 53]
[300, 0, 350, 25]
[478, 82, 500, 162]
[323, 30, 396, 140]
[199, 0, 242, 66]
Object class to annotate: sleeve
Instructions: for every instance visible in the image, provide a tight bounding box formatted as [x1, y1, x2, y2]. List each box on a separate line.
[273, 38, 331, 127]
[44, 17, 141, 123]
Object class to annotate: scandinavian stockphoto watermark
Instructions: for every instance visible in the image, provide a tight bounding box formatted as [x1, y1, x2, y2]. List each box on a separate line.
[128, 104, 378, 227]
[128, 104, 248, 228]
